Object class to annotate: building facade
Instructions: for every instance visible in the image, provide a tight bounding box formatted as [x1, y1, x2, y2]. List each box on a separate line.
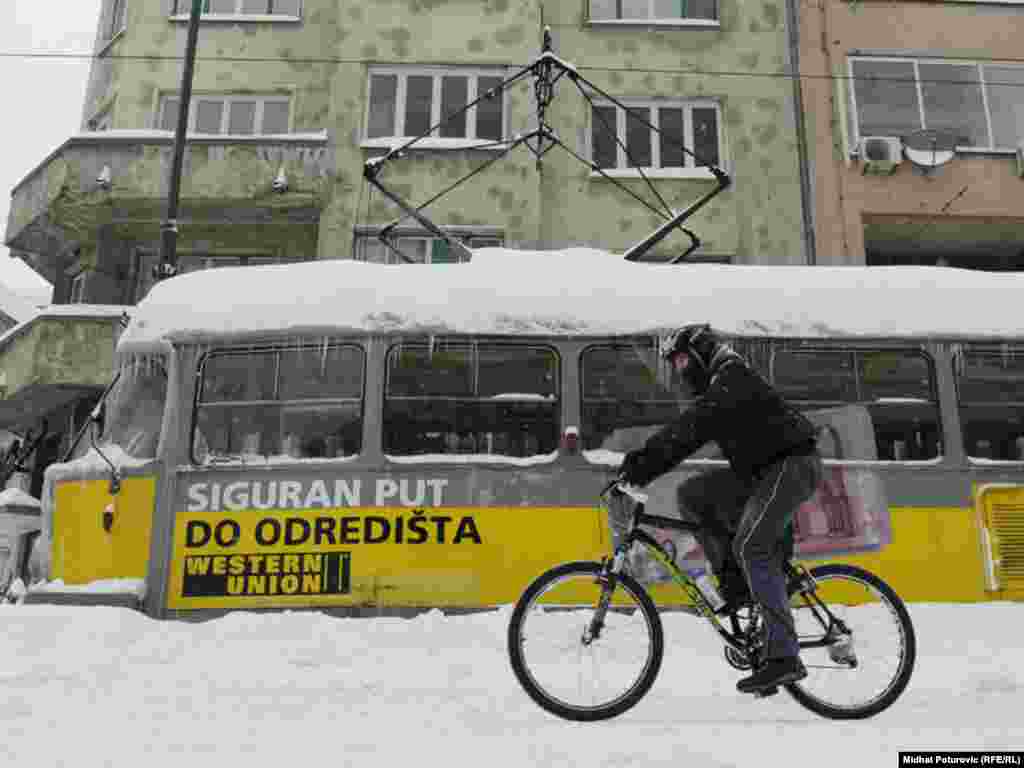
[800, 0, 1024, 268]
[7, 0, 809, 309]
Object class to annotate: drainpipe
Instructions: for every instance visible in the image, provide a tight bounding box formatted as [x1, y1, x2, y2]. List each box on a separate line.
[157, 0, 203, 281]
[785, 0, 817, 265]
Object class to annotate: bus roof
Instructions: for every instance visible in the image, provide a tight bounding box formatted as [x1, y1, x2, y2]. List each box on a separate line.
[117, 247, 1024, 349]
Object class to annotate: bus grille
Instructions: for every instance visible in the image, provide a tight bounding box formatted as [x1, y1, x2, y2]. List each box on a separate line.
[990, 502, 1024, 589]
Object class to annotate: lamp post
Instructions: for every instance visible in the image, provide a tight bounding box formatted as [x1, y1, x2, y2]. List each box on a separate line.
[156, 0, 203, 282]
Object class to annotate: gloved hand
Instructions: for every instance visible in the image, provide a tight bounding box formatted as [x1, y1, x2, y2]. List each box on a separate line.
[618, 449, 646, 487]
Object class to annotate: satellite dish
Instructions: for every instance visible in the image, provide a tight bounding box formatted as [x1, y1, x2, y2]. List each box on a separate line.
[902, 128, 958, 170]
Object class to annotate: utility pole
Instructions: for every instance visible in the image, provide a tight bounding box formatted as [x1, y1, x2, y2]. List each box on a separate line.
[156, 0, 203, 282]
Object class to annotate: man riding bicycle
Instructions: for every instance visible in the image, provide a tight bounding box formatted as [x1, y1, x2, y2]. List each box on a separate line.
[617, 324, 823, 694]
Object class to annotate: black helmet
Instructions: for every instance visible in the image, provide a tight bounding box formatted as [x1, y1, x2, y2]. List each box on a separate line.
[660, 324, 720, 393]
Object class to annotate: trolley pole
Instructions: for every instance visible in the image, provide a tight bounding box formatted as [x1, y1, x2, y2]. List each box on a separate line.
[156, 0, 203, 282]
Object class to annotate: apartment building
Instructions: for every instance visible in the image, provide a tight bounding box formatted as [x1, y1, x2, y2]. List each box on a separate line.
[800, 0, 1024, 267]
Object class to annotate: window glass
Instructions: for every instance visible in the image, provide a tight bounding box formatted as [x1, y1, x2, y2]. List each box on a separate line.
[773, 347, 941, 461]
[621, 0, 647, 19]
[590, 0, 616, 19]
[242, 0, 268, 11]
[852, 59, 919, 137]
[581, 341, 682, 451]
[625, 107, 652, 168]
[476, 76, 504, 141]
[919, 63, 987, 147]
[957, 347, 1024, 461]
[772, 350, 857, 404]
[195, 345, 364, 463]
[160, 98, 180, 131]
[983, 66, 1024, 149]
[405, 75, 434, 136]
[262, 101, 290, 134]
[440, 76, 468, 138]
[368, 75, 398, 138]
[592, 106, 618, 169]
[692, 107, 720, 166]
[195, 100, 224, 133]
[273, 0, 301, 14]
[659, 107, 685, 168]
[208, 0, 235, 13]
[384, 342, 559, 458]
[102, 358, 169, 460]
[228, 100, 257, 135]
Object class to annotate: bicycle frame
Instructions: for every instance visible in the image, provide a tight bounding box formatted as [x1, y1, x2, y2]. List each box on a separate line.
[596, 487, 851, 659]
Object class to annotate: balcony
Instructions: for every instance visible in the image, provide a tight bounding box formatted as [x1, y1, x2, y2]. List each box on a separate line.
[4, 130, 333, 283]
[0, 307, 127, 431]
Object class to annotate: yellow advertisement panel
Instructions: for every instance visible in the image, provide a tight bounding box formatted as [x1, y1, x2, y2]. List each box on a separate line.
[167, 506, 610, 610]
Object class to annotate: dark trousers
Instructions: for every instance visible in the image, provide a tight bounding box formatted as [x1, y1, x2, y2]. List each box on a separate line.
[734, 453, 823, 659]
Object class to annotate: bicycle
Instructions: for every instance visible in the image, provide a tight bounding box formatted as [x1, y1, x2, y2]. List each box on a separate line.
[507, 480, 916, 721]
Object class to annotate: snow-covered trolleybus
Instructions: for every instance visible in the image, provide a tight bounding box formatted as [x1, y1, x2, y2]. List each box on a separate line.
[14, 248, 1024, 616]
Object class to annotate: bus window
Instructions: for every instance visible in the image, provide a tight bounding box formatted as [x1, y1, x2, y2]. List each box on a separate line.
[384, 342, 559, 458]
[581, 341, 683, 452]
[956, 346, 1024, 461]
[102, 357, 169, 460]
[194, 345, 364, 463]
[772, 348, 941, 461]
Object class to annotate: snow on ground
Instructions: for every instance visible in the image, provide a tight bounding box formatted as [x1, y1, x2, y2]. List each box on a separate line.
[0, 602, 1020, 766]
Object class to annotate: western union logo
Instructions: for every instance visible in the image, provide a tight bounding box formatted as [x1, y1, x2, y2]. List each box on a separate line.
[182, 552, 351, 598]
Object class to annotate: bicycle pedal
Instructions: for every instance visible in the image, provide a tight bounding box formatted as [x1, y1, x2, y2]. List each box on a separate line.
[752, 686, 779, 699]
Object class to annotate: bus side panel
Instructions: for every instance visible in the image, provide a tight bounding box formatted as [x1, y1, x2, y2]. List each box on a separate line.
[52, 476, 156, 584]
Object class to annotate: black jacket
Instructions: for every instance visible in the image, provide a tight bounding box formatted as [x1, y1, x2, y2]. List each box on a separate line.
[625, 357, 818, 486]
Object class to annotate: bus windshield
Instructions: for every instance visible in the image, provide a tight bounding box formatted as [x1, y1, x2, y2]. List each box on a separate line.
[99, 357, 169, 461]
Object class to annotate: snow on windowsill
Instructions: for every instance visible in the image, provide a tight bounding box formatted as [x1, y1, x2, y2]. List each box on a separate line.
[71, 130, 327, 143]
[168, 13, 301, 23]
[587, 17, 720, 28]
[0, 489, 41, 508]
[361, 137, 509, 152]
[591, 168, 719, 180]
[29, 578, 146, 598]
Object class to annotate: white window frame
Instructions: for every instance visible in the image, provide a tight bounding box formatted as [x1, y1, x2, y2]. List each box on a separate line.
[157, 93, 292, 135]
[170, 0, 303, 21]
[588, 0, 719, 27]
[588, 98, 725, 179]
[361, 66, 509, 151]
[98, 0, 127, 53]
[848, 55, 1024, 154]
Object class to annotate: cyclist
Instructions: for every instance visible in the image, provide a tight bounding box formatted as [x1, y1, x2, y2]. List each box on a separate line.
[617, 324, 823, 694]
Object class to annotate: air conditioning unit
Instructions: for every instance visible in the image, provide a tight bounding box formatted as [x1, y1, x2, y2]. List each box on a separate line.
[859, 136, 902, 176]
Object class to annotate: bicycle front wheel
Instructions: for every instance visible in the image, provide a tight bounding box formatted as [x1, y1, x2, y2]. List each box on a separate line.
[507, 561, 664, 722]
[786, 563, 916, 719]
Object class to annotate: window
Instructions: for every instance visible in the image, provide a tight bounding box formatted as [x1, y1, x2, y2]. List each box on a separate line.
[158, 94, 291, 135]
[955, 346, 1024, 461]
[384, 342, 559, 459]
[69, 273, 88, 304]
[581, 340, 682, 452]
[590, 0, 718, 23]
[354, 232, 502, 264]
[102, 357, 169, 460]
[771, 348, 942, 461]
[194, 345, 364, 463]
[172, 0, 302, 16]
[590, 100, 722, 174]
[364, 68, 507, 147]
[849, 57, 1024, 151]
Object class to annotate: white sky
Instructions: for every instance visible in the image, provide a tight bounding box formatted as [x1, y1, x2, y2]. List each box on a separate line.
[0, 1, 101, 307]
[0, 601, 1020, 765]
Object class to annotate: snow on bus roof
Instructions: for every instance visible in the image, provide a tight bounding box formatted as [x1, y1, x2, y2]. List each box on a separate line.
[117, 247, 1024, 347]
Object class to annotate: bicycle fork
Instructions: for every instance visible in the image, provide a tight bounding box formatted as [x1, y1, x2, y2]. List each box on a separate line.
[583, 550, 627, 645]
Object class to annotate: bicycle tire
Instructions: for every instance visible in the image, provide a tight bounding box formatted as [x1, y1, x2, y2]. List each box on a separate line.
[784, 563, 916, 720]
[507, 561, 664, 721]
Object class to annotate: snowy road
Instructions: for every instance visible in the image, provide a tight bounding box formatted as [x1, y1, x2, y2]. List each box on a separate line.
[1, 602, 1020, 767]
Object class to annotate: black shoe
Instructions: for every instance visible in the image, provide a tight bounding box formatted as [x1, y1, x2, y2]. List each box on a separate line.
[737, 656, 807, 694]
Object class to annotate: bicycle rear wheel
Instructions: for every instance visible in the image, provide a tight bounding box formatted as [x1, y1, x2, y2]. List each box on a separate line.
[785, 563, 916, 719]
[507, 561, 664, 721]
